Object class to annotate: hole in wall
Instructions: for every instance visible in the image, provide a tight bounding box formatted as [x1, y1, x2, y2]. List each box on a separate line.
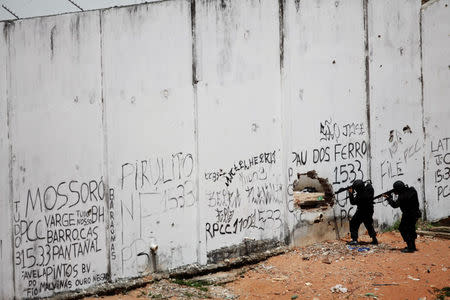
[293, 170, 334, 210]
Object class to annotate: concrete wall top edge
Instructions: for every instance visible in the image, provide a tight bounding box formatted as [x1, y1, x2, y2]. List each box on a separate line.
[0, 0, 182, 24]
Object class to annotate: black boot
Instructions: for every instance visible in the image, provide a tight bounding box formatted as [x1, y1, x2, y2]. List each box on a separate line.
[401, 247, 414, 253]
[411, 239, 417, 251]
[347, 240, 358, 245]
[401, 240, 415, 253]
[371, 237, 378, 245]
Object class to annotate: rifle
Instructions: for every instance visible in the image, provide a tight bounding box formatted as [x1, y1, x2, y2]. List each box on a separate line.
[334, 185, 353, 195]
[373, 188, 395, 204]
[334, 180, 372, 196]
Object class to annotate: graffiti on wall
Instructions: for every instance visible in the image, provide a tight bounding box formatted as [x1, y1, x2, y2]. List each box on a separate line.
[288, 118, 368, 225]
[379, 126, 421, 190]
[14, 177, 109, 298]
[430, 137, 450, 201]
[116, 152, 196, 274]
[204, 151, 283, 242]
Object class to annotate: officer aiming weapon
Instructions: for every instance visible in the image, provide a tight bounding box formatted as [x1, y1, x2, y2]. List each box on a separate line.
[334, 180, 372, 196]
[373, 188, 395, 204]
[334, 184, 354, 195]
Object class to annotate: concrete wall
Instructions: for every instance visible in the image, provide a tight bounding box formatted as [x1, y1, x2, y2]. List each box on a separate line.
[6, 12, 106, 298]
[0, 0, 448, 298]
[102, 0, 197, 278]
[282, 0, 369, 243]
[368, 0, 424, 226]
[422, 0, 450, 221]
[195, 0, 285, 264]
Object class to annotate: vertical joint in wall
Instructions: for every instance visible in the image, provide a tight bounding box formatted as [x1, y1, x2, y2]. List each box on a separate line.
[419, 6, 427, 221]
[363, 0, 372, 181]
[4, 21, 17, 297]
[190, 0, 201, 263]
[99, 10, 112, 277]
[278, 0, 290, 245]
[278, 0, 284, 72]
[191, 0, 198, 86]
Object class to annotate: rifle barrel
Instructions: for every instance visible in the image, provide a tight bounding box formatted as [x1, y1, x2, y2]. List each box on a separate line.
[373, 189, 395, 200]
[335, 186, 352, 194]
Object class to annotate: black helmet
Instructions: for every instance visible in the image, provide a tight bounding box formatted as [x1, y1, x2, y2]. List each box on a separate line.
[352, 180, 364, 191]
[393, 180, 405, 193]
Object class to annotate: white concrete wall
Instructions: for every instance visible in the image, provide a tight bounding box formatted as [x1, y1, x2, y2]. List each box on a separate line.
[195, 0, 285, 263]
[368, 0, 424, 226]
[6, 12, 107, 298]
[0, 0, 448, 298]
[422, 0, 450, 221]
[101, 0, 197, 278]
[0, 22, 15, 300]
[283, 0, 369, 239]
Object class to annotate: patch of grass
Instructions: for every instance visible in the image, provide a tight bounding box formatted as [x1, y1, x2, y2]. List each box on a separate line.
[183, 292, 195, 298]
[172, 279, 211, 292]
[417, 220, 439, 231]
[434, 286, 450, 300]
[382, 219, 401, 232]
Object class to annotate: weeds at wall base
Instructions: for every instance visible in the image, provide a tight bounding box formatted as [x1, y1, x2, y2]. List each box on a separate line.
[172, 279, 211, 292]
[417, 220, 440, 231]
[433, 286, 450, 300]
[381, 219, 401, 232]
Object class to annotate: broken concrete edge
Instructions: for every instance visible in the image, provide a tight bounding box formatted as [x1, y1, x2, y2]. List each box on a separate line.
[427, 226, 450, 233]
[206, 238, 282, 264]
[417, 230, 450, 239]
[293, 170, 336, 209]
[48, 276, 155, 300]
[47, 246, 290, 300]
[172, 245, 288, 279]
[430, 216, 450, 227]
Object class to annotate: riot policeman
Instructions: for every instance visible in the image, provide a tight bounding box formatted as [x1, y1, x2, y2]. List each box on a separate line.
[385, 180, 421, 253]
[348, 180, 378, 245]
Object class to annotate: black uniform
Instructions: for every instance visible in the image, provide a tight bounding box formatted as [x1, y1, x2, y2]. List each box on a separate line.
[387, 183, 421, 252]
[349, 181, 377, 243]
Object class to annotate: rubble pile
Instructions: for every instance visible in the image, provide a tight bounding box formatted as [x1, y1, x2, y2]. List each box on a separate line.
[292, 239, 392, 263]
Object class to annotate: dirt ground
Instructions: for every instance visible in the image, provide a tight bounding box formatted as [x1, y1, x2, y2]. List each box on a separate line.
[85, 232, 450, 300]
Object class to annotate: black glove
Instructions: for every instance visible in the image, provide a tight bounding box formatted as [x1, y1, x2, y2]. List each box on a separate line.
[386, 197, 395, 207]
